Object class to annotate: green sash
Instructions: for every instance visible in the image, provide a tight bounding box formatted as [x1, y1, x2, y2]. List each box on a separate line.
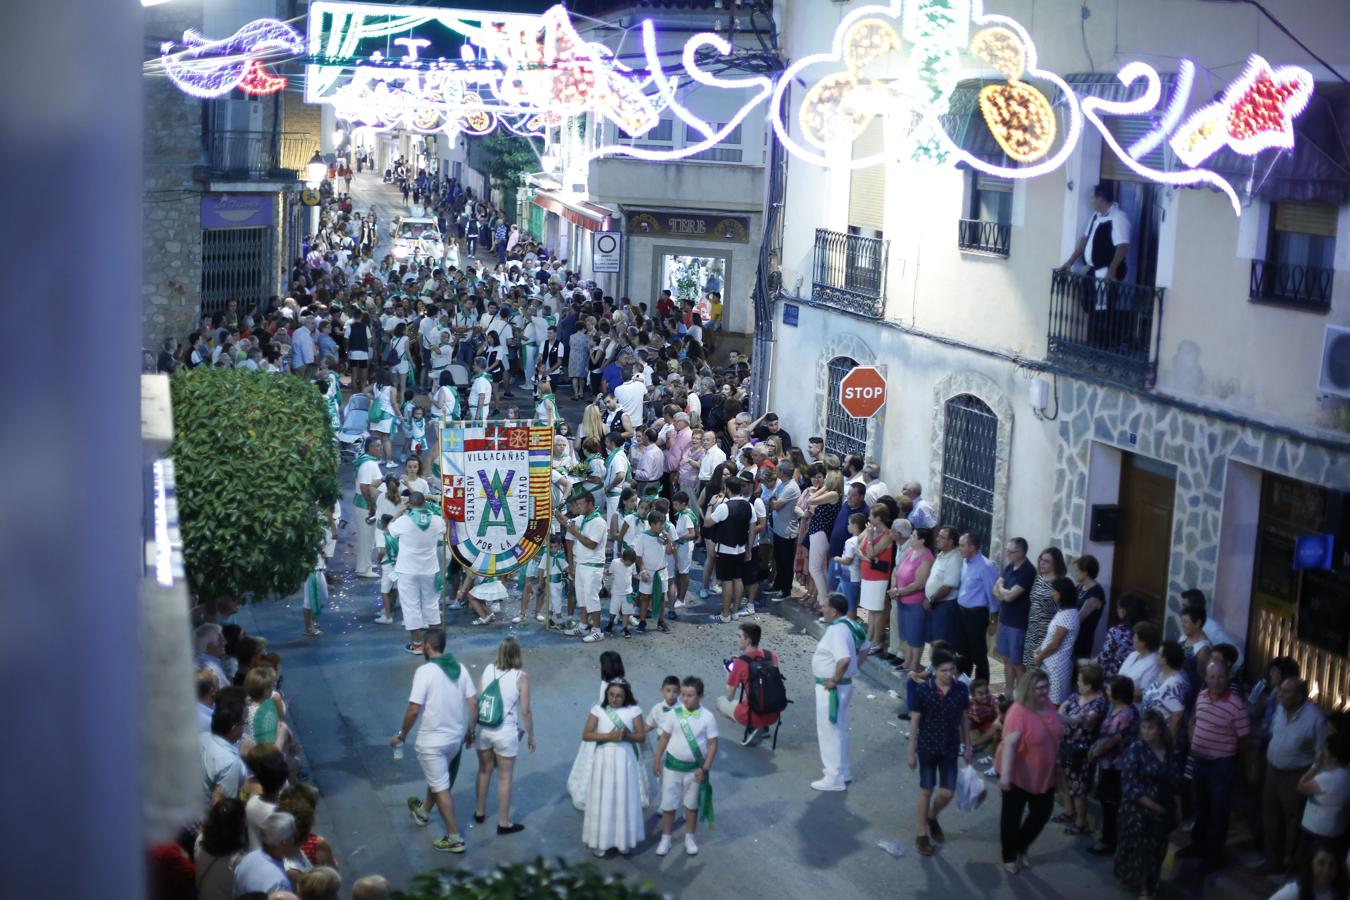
[603, 448, 624, 497]
[304, 571, 325, 620]
[382, 532, 400, 565]
[815, 676, 854, 724]
[643, 569, 664, 619]
[665, 707, 715, 827]
[603, 706, 639, 760]
[353, 454, 380, 509]
[832, 616, 868, 647]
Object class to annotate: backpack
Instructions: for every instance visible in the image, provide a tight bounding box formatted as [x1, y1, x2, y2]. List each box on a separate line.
[383, 339, 401, 367]
[476, 675, 504, 728]
[740, 651, 789, 718]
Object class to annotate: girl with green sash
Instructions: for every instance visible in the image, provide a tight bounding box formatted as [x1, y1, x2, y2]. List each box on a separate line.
[580, 680, 648, 858]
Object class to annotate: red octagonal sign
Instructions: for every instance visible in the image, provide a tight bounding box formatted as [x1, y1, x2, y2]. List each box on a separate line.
[839, 365, 887, 419]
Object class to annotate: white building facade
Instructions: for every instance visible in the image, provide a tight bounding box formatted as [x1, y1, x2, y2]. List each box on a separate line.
[769, 0, 1350, 689]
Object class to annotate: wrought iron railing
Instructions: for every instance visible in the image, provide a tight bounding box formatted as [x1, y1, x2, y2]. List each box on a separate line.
[811, 228, 888, 318]
[203, 130, 308, 180]
[1250, 259, 1334, 312]
[1047, 269, 1164, 388]
[957, 219, 1011, 257]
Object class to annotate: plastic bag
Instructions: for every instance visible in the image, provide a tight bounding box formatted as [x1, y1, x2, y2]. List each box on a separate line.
[956, 764, 987, 812]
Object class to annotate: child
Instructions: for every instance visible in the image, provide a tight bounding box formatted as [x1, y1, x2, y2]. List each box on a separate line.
[966, 678, 1001, 763]
[459, 572, 505, 625]
[513, 549, 542, 625]
[544, 532, 570, 629]
[647, 675, 681, 735]
[467, 355, 492, 421]
[375, 514, 398, 625]
[671, 492, 699, 613]
[903, 640, 968, 720]
[611, 488, 639, 557]
[654, 498, 679, 619]
[606, 547, 638, 638]
[566, 652, 629, 810]
[653, 676, 719, 857]
[832, 512, 866, 619]
[634, 509, 676, 634]
[405, 404, 428, 470]
[303, 552, 327, 637]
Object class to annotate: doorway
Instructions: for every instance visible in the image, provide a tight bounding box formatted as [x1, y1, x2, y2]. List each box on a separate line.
[1110, 453, 1177, 624]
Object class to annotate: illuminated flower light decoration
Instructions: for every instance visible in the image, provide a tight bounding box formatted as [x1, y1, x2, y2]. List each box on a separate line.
[1169, 55, 1313, 168]
[799, 19, 900, 150]
[971, 26, 1057, 163]
[901, 0, 972, 164]
[161, 18, 303, 99]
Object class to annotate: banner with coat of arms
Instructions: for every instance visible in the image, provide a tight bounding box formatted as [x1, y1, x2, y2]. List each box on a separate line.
[441, 421, 553, 576]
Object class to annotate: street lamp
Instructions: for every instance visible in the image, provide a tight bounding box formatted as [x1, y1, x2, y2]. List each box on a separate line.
[306, 150, 326, 188]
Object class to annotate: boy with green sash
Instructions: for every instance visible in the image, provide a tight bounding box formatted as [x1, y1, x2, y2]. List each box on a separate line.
[375, 514, 398, 625]
[633, 509, 676, 635]
[653, 676, 719, 857]
[353, 436, 385, 579]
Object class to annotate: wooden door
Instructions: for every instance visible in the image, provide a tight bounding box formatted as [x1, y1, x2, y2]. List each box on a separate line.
[1111, 454, 1177, 623]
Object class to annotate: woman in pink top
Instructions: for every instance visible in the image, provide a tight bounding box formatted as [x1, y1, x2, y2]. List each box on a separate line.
[996, 668, 1064, 873]
[889, 526, 935, 675]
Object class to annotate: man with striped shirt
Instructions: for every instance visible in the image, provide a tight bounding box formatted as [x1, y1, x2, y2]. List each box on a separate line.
[1184, 659, 1250, 870]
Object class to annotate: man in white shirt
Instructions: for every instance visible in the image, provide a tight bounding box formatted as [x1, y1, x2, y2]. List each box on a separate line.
[602, 433, 630, 523]
[232, 812, 306, 896]
[467, 356, 493, 421]
[861, 463, 889, 507]
[520, 301, 549, 388]
[388, 493, 446, 654]
[925, 526, 963, 645]
[653, 676, 719, 857]
[392, 628, 477, 855]
[614, 368, 647, 424]
[696, 431, 726, 499]
[1059, 183, 1132, 351]
[812, 594, 870, 791]
[354, 437, 385, 578]
[558, 492, 608, 640]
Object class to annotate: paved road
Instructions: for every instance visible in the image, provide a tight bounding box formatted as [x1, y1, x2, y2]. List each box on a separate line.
[242, 171, 1276, 898]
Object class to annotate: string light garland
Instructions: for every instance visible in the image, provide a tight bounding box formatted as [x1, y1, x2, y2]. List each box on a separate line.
[150, 0, 1316, 216]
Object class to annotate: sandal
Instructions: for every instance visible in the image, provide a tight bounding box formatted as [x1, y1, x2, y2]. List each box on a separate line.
[1050, 813, 1073, 825]
[304, 627, 323, 636]
[1064, 824, 1086, 836]
[471, 615, 496, 626]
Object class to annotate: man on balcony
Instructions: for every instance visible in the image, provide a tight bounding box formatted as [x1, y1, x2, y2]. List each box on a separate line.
[1059, 183, 1131, 353]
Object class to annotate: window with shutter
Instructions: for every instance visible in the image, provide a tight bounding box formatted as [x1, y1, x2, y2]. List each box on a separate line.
[1100, 116, 1166, 182]
[848, 119, 886, 233]
[1252, 201, 1337, 310]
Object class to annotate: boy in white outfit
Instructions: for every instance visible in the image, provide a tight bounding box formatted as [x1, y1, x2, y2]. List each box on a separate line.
[653, 676, 719, 856]
[605, 547, 637, 638]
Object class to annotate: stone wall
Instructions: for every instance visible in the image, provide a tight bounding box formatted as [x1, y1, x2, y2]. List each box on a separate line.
[1050, 379, 1350, 637]
[142, 0, 205, 349]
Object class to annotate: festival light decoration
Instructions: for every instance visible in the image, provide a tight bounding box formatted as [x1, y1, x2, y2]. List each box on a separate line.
[160, 18, 303, 99]
[151, 1, 1316, 216]
[1169, 55, 1313, 168]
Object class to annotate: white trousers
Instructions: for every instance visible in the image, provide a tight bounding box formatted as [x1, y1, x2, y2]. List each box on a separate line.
[814, 682, 853, 785]
[355, 508, 376, 576]
[399, 573, 441, 631]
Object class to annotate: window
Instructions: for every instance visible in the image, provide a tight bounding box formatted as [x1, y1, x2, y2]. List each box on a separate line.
[824, 357, 869, 458]
[847, 119, 885, 233]
[959, 172, 1012, 256]
[939, 394, 997, 550]
[684, 122, 743, 162]
[201, 226, 274, 318]
[616, 117, 673, 152]
[1251, 201, 1337, 311]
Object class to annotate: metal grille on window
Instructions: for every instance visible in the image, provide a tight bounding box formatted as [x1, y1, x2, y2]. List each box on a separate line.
[201, 226, 274, 318]
[940, 394, 997, 550]
[825, 357, 869, 459]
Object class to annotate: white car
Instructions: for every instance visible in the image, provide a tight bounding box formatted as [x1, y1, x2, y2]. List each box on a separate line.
[391, 217, 445, 264]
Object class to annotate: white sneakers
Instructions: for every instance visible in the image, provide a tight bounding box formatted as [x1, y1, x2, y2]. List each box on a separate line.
[655, 834, 698, 856]
[810, 778, 846, 792]
[374, 613, 393, 625]
[582, 630, 604, 643]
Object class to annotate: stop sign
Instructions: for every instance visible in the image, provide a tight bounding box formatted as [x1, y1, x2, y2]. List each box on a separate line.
[839, 365, 887, 418]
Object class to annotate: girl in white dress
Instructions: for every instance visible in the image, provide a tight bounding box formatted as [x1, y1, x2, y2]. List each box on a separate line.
[567, 652, 627, 809]
[1032, 576, 1082, 704]
[581, 680, 648, 857]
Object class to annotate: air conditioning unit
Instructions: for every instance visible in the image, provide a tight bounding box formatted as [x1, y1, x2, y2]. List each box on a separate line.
[1319, 325, 1350, 399]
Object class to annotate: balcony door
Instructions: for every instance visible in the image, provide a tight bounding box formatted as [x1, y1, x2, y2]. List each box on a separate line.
[1110, 453, 1176, 624]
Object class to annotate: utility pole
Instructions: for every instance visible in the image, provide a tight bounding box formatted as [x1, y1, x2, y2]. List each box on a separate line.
[748, 4, 787, 418]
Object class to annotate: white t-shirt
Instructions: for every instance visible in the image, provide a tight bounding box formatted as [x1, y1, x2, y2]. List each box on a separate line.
[609, 558, 635, 598]
[570, 511, 609, 566]
[840, 535, 862, 582]
[356, 458, 383, 508]
[409, 660, 476, 748]
[925, 549, 963, 600]
[389, 512, 446, 575]
[660, 705, 718, 763]
[1304, 767, 1350, 837]
[614, 379, 646, 423]
[698, 445, 726, 481]
[244, 796, 277, 850]
[479, 663, 523, 733]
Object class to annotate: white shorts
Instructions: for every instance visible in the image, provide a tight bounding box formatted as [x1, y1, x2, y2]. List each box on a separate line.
[416, 740, 463, 792]
[660, 767, 700, 812]
[525, 555, 543, 577]
[477, 725, 520, 758]
[675, 544, 693, 575]
[381, 568, 398, 595]
[575, 566, 603, 614]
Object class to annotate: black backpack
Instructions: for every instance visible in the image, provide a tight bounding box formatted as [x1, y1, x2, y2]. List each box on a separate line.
[739, 651, 790, 748]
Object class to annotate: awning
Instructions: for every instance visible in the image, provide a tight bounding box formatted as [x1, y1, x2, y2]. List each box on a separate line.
[532, 191, 615, 232]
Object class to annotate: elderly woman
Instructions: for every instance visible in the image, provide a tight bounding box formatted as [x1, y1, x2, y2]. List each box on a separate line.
[1055, 660, 1108, 836]
[1114, 709, 1182, 900]
[997, 668, 1064, 873]
[1097, 593, 1149, 681]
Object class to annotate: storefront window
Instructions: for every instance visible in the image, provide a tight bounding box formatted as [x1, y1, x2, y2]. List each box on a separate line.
[659, 253, 724, 322]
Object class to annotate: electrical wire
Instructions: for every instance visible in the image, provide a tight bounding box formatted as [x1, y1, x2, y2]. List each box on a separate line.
[1196, 0, 1348, 83]
[1080, 3, 1097, 73]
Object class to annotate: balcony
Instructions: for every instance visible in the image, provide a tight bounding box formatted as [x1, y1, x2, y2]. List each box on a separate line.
[1250, 259, 1334, 313]
[198, 130, 309, 182]
[957, 219, 1011, 257]
[1047, 269, 1164, 388]
[811, 228, 888, 318]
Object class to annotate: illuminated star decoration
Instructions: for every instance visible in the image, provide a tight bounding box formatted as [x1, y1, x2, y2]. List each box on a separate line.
[1170, 55, 1313, 168]
[160, 18, 303, 99]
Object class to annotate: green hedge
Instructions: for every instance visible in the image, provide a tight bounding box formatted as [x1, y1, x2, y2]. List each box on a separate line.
[170, 368, 339, 608]
[393, 858, 668, 900]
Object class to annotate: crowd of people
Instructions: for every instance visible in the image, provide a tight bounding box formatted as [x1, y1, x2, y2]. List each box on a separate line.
[149, 164, 1350, 900]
